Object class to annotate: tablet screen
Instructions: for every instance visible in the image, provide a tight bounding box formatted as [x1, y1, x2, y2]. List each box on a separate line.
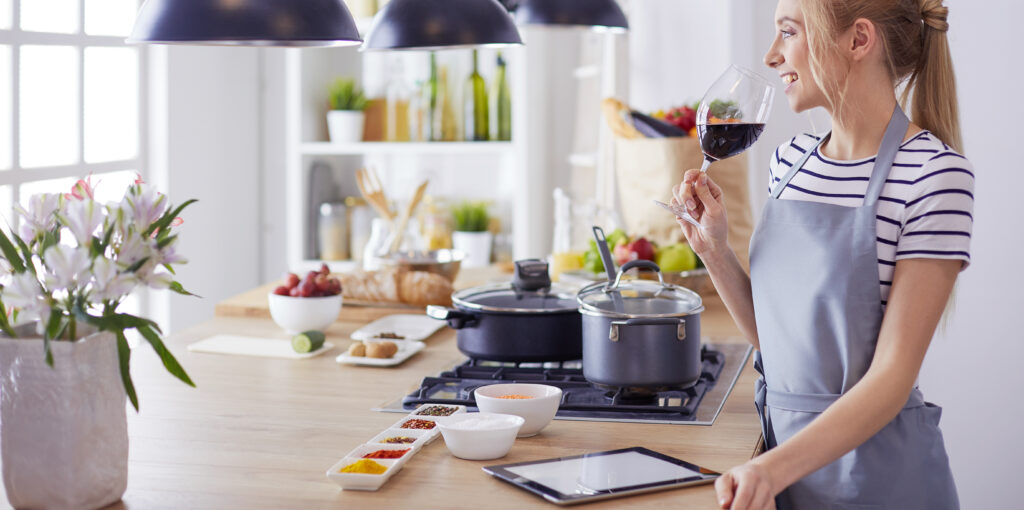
[484, 447, 719, 505]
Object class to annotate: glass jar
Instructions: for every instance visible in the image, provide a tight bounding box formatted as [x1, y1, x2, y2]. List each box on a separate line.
[318, 201, 348, 260]
[347, 196, 373, 262]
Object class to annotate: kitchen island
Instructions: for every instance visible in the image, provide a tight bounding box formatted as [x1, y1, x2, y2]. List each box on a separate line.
[1, 269, 761, 510]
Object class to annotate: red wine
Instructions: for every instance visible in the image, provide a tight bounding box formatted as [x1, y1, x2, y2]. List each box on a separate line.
[697, 122, 765, 161]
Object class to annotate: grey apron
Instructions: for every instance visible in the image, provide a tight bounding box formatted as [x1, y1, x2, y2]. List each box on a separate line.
[749, 106, 959, 509]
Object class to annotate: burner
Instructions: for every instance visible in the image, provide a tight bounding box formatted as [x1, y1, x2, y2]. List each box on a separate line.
[396, 343, 739, 424]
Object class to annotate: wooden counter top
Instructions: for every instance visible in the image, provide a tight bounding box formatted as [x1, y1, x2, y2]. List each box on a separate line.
[2, 269, 761, 510]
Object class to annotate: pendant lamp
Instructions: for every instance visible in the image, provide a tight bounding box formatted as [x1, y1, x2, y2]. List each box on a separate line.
[511, 0, 628, 31]
[362, 0, 523, 51]
[127, 0, 362, 47]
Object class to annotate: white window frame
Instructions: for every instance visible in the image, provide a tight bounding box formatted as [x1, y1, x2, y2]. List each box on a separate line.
[0, 0, 148, 214]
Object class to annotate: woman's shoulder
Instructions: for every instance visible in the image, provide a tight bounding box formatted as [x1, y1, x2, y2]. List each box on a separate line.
[899, 130, 974, 185]
[770, 132, 824, 171]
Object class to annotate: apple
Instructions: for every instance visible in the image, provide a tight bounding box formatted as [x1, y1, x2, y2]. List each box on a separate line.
[613, 243, 636, 266]
[655, 243, 697, 272]
[626, 237, 656, 262]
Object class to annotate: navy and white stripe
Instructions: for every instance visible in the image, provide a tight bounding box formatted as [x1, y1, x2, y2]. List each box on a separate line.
[768, 131, 974, 305]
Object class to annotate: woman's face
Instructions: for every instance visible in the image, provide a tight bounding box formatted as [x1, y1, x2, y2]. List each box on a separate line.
[764, 0, 828, 113]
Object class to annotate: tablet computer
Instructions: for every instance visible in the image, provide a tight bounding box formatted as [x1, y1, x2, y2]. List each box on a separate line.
[482, 447, 720, 506]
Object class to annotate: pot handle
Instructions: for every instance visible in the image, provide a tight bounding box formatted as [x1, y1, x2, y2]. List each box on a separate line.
[611, 260, 665, 290]
[609, 317, 686, 342]
[426, 305, 478, 329]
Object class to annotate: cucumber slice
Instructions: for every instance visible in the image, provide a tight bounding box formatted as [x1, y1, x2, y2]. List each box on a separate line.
[292, 330, 326, 353]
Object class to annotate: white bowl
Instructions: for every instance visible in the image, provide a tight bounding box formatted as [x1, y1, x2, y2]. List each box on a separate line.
[474, 383, 562, 437]
[266, 292, 342, 334]
[436, 412, 524, 460]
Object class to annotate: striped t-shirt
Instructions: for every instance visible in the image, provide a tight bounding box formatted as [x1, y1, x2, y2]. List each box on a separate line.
[768, 130, 974, 305]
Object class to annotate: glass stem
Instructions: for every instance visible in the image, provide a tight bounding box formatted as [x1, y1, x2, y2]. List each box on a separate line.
[699, 157, 713, 173]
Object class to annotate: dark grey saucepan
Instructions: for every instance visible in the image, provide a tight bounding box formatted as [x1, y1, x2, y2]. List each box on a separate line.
[427, 259, 582, 362]
[577, 259, 705, 389]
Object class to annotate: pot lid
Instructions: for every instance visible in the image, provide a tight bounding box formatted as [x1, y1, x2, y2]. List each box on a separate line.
[577, 278, 703, 317]
[452, 283, 580, 314]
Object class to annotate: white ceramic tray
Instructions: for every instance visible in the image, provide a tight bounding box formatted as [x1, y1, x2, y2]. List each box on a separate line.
[187, 335, 334, 359]
[367, 427, 433, 449]
[326, 456, 402, 491]
[408, 404, 467, 418]
[335, 340, 425, 367]
[350, 314, 445, 342]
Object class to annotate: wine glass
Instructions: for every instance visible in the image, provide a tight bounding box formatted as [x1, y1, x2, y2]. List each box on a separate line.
[667, 65, 775, 228]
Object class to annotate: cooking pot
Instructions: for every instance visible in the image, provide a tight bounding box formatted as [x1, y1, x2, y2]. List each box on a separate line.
[577, 260, 705, 389]
[426, 260, 582, 362]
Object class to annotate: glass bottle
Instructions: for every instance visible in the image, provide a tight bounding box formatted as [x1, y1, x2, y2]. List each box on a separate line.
[437, 66, 457, 142]
[464, 50, 489, 141]
[385, 59, 411, 142]
[493, 52, 511, 141]
[425, 53, 438, 142]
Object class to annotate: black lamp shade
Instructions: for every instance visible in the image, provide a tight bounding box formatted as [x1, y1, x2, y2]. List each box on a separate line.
[127, 0, 362, 47]
[363, 0, 523, 51]
[514, 0, 628, 31]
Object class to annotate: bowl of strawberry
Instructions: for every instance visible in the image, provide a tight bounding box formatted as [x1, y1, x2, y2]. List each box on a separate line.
[268, 264, 343, 334]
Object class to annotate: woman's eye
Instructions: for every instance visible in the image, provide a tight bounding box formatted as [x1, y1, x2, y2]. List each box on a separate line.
[780, 30, 795, 40]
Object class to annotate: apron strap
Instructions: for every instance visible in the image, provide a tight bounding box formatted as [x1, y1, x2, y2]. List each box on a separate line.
[765, 386, 926, 413]
[770, 105, 911, 206]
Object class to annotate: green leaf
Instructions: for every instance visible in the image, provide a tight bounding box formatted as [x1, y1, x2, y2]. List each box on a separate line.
[146, 199, 197, 238]
[13, 235, 36, 275]
[156, 234, 177, 250]
[138, 325, 195, 387]
[163, 263, 176, 275]
[42, 311, 64, 367]
[0, 229, 26, 273]
[168, 281, 200, 297]
[125, 256, 150, 273]
[115, 330, 139, 411]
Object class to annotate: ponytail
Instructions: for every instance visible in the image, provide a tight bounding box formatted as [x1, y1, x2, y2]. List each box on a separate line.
[901, 0, 962, 153]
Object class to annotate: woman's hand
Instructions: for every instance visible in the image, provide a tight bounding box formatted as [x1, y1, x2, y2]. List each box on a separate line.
[714, 461, 777, 510]
[671, 170, 729, 258]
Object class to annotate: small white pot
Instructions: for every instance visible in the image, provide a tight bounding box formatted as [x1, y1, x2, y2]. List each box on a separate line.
[327, 110, 365, 143]
[0, 327, 128, 510]
[452, 231, 493, 268]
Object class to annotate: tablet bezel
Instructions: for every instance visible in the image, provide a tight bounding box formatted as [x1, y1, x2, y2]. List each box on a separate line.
[482, 446, 720, 506]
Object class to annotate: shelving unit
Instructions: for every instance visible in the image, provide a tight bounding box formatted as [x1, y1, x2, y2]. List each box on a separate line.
[283, 45, 535, 272]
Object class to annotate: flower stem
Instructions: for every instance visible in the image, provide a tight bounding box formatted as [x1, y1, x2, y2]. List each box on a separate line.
[68, 316, 76, 341]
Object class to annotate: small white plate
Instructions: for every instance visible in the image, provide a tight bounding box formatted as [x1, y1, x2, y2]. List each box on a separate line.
[326, 456, 402, 491]
[335, 340, 425, 367]
[187, 335, 334, 360]
[350, 314, 445, 342]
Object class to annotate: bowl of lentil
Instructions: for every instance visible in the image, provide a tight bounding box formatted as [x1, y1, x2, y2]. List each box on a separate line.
[473, 383, 563, 438]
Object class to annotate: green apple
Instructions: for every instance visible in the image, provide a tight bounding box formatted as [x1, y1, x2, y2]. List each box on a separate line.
[655, 243, 697, 272]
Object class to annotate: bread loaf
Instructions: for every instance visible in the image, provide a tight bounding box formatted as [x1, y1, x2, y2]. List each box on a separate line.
[340, 268, 452, 306]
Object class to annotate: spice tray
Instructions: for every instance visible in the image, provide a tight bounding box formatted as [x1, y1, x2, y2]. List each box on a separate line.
[344, 443, 417, 469]
[409, 404, 467, 418]
[368, 427, 433, 450]
[326, 456, 403, 491]
[391, 415, 442, 444]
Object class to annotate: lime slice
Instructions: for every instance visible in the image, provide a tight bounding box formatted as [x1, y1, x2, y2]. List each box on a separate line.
[291, 330, 326, 353]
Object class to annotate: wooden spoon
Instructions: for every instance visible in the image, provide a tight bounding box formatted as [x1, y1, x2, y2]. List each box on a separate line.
[389, 180, 430, 253]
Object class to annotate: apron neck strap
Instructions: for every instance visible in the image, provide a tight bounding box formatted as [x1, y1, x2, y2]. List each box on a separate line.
[770, 105, 911, 206]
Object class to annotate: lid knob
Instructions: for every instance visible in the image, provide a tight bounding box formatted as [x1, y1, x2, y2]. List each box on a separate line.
[512, 259, 551, 292]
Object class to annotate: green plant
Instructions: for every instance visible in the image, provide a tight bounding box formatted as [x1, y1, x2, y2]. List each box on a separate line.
[452, 201, 490, 232]
[328, 78, 367, 111]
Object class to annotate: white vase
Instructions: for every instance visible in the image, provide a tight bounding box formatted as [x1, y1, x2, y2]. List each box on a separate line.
[0, 327, 128, 510]
[327, 110, 365, 143]
[452, 231, 493, 268]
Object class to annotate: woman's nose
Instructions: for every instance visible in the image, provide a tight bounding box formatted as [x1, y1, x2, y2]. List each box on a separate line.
[764, 38, 782, 68]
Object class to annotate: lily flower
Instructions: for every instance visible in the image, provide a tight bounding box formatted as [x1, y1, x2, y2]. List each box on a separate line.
[14, 193, 61, 240]
[60, 199, 105, 246]
[42, 244, 91, 291]
[126, 184, 168, 232]
[65, 174, 97, 201]
[90, 258, 137, 301]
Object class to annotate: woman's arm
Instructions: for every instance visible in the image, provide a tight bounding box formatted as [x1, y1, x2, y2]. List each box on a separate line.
[714, 257, 961, 509]
[674, 171, 760, 349]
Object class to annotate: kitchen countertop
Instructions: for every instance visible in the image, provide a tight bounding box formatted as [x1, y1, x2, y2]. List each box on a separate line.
[1, 268, 762, 510]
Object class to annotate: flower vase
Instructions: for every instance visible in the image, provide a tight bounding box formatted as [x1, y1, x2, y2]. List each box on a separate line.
[0, 326, 128, 510]
[452, 231, 493, 268]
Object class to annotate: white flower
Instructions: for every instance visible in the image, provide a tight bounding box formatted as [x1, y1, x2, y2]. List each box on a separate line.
[144, 269, 174, 290]
[126, 185, 167, 232]
[42, 244, 91, 291]
[61, 199, 105, 245]
[116, 230, 153, 271]
[90, 257, 137, 301]
[15, 193, 60, 240]
[157, 237, 187, 265]
[3, 272, 45, 310]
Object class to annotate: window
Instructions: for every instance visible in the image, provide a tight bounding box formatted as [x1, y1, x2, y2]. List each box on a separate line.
[0, 0, 145, 315]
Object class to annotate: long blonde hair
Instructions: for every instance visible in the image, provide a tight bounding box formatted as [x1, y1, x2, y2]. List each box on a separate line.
[798, 0, 962, 153]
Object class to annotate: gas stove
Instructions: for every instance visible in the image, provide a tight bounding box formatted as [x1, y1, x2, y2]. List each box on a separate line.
[375, 340, 752, 425]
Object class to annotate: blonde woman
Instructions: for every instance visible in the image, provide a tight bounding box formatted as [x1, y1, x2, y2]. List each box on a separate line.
[672, 0, 970, 508]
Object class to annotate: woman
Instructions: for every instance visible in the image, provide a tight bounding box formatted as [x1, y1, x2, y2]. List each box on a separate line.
[672, 0, 972, 508]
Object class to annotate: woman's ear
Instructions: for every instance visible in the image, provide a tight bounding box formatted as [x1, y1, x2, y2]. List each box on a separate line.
[848, 18, 877, 62]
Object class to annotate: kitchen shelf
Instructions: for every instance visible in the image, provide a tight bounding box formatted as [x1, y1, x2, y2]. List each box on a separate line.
[300, 141, 515, 156]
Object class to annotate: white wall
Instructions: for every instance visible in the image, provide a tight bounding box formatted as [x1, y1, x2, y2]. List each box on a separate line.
[629, 0, 1021, 507]
[150, 46, 264, 332]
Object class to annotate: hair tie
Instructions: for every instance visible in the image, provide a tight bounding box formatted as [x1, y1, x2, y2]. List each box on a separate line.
[920, 0, 949, 32]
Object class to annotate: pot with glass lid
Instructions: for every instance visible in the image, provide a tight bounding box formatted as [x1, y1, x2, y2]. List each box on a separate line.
[577, 260, 705, 389]
[427, 259, 582, 362]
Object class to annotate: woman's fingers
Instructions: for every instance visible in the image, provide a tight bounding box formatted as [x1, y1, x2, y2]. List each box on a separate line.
[731, 473, 757, 510]
[695, 174, 724, 218]
[715, 471, 735, 508]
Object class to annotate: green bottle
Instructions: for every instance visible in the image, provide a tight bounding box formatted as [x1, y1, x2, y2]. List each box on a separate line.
[494, 52, 511, 141]
[427, 52, 438, 141]
[464, 50, 489, 141]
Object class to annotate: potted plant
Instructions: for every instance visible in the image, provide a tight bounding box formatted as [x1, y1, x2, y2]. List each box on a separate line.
[451, 200, 492, 268]
[327, 78, 368, 143]
[0, 175, 197, 510]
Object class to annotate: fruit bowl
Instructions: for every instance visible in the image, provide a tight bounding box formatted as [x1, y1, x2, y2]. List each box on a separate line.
[267, 293, 342, 334]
